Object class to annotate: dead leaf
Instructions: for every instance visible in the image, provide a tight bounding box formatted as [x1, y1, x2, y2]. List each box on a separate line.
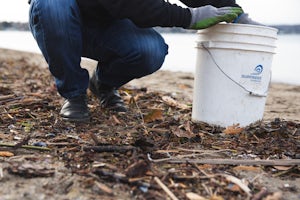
[223, 124, 244, 134]
[184, 121, 192, 134]
[273, 166, 294, 171]
[111, 115, 121, 124]
[125, 160, 149, 178]
[173, 126, 193, 138]
[144, 109, 163, 123]
[162, 96, 190, 110]
[197, 164, 214, 170]
[210, 195, 224, 200]
[124, 93, 140, 104]
[172, 122, 200, 141]
[178, 84, 190, 89]
[0, 151, 14, 157]
[233, 166, 262, 172]
[227, 183, 242, 192]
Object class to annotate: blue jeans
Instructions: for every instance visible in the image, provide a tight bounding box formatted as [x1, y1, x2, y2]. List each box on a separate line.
[29, 0, 168, 99]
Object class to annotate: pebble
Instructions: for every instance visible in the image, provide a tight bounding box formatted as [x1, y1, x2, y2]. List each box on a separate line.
[33, 142, 47, 147]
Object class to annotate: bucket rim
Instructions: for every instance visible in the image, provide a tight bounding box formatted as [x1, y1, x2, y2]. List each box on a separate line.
[197, 23, 279, 34]
[195, 41, 277, 54]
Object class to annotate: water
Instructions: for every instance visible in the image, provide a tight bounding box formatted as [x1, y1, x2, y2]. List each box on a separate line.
[0, 30, 299, 85]
[162, 33, 300, 85]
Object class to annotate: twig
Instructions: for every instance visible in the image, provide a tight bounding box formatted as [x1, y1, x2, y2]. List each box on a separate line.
[273, 166, 296, 177]
[94, 169, 127, 181]
[172, 159, 300, 166]
[0, 96, 23, 104]
[89, 132, 101, 145]
[94, 181, 113, 195]
[251, 187, 268, 200]
[0, 94, 23, 103]
[154, 177, 179, 200]
[148, 153, 172, 162]
[148, 155, 300, 166]
[14, 134, 31, 149]
[83, 145, 136, 153]
[201, 183, 212, 196]
[0, 143, 51, 151]
[148, 151, 229, 162]
[0, 164, 3, 179]
[46, 142, 78, 146]
[93, 169, 150, 188]
[222, 174, 251, 196]
[176, 147, 237, 154]
[0, 94, 16, 101]
[130, 95, 148, 134]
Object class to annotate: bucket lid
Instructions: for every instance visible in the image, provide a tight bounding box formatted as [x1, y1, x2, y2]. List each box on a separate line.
[197, 23, 278, 40]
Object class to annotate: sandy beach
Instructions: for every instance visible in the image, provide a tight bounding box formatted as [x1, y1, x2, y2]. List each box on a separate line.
[1, 48, 300, 200]
[1, 48, 299, 122]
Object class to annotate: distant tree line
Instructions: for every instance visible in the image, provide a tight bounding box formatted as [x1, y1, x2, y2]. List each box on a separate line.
[0, 21, 29, 31]
[0, 21, 300, 34]
[272, 24, 300, 34]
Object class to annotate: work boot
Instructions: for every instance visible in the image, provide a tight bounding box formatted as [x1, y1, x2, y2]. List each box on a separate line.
[89, 72, 127, 112]
[59, 94, 90, 122]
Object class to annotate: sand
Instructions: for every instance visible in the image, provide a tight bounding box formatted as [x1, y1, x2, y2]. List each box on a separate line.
[1, 48, 299, 122]
[1, 48, 300, 200]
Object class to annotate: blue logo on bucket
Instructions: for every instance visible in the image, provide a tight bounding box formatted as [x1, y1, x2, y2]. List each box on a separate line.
[252, 65, 263, 75]
[241, 64, 263, 82]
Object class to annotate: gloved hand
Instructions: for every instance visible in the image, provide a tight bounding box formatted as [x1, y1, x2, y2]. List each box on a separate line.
[234, 13, 264, 26]
[188, 5, 243, 29]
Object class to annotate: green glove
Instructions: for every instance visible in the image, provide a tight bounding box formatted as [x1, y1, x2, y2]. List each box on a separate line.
[188, 5, 243, 29]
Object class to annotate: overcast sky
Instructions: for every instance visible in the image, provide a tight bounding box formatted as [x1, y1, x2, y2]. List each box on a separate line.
[1, 0, 299, 25]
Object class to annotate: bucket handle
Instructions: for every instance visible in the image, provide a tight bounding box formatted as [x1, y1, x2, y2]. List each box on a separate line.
[201, 42, 270, 97]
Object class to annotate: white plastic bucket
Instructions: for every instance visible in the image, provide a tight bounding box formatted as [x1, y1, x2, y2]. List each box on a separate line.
[192, 23, 278, 127]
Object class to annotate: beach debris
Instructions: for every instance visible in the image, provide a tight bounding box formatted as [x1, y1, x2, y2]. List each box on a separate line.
[252, 187, 268, 200]
[154, 176, 179, 200]
[143, 109, 163, 123]
[83, 145, 136, 153]
[124, 160, 149, 178]
[186, 192, 207, 200]
[94, 181, 113, 195]
[223, 124, 244, 134]
[0, 151, 14, 157]
[33, 141, 47, 147]
[0, 56, 299, 199]
[264, 192, 283, 200]
[162, 95, 190, 110]
[7, 161, 55, 178]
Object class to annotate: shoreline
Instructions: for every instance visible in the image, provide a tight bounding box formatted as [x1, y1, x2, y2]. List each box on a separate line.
[1, 47, 299, 121]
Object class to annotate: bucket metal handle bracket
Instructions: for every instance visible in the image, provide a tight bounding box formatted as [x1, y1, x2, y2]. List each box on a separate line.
[249, 92, 267, 97]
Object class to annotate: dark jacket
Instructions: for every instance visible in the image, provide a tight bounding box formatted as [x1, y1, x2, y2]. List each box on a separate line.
[76, 0, 240, 28]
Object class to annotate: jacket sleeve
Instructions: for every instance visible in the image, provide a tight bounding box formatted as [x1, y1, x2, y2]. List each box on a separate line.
[77, 0, 191, 28]
[179, 0, 240, 8]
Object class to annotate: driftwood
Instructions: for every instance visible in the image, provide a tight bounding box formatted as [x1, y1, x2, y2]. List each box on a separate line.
[83, 145, 136, 153]
[0, 143, 51, 151]
[167, 158, 300, 166]
[154, 177, 179, 200]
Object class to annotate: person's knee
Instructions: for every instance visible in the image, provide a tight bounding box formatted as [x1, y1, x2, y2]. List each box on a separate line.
[135, 40, 169, 77]
[144, 49, 167, 75]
